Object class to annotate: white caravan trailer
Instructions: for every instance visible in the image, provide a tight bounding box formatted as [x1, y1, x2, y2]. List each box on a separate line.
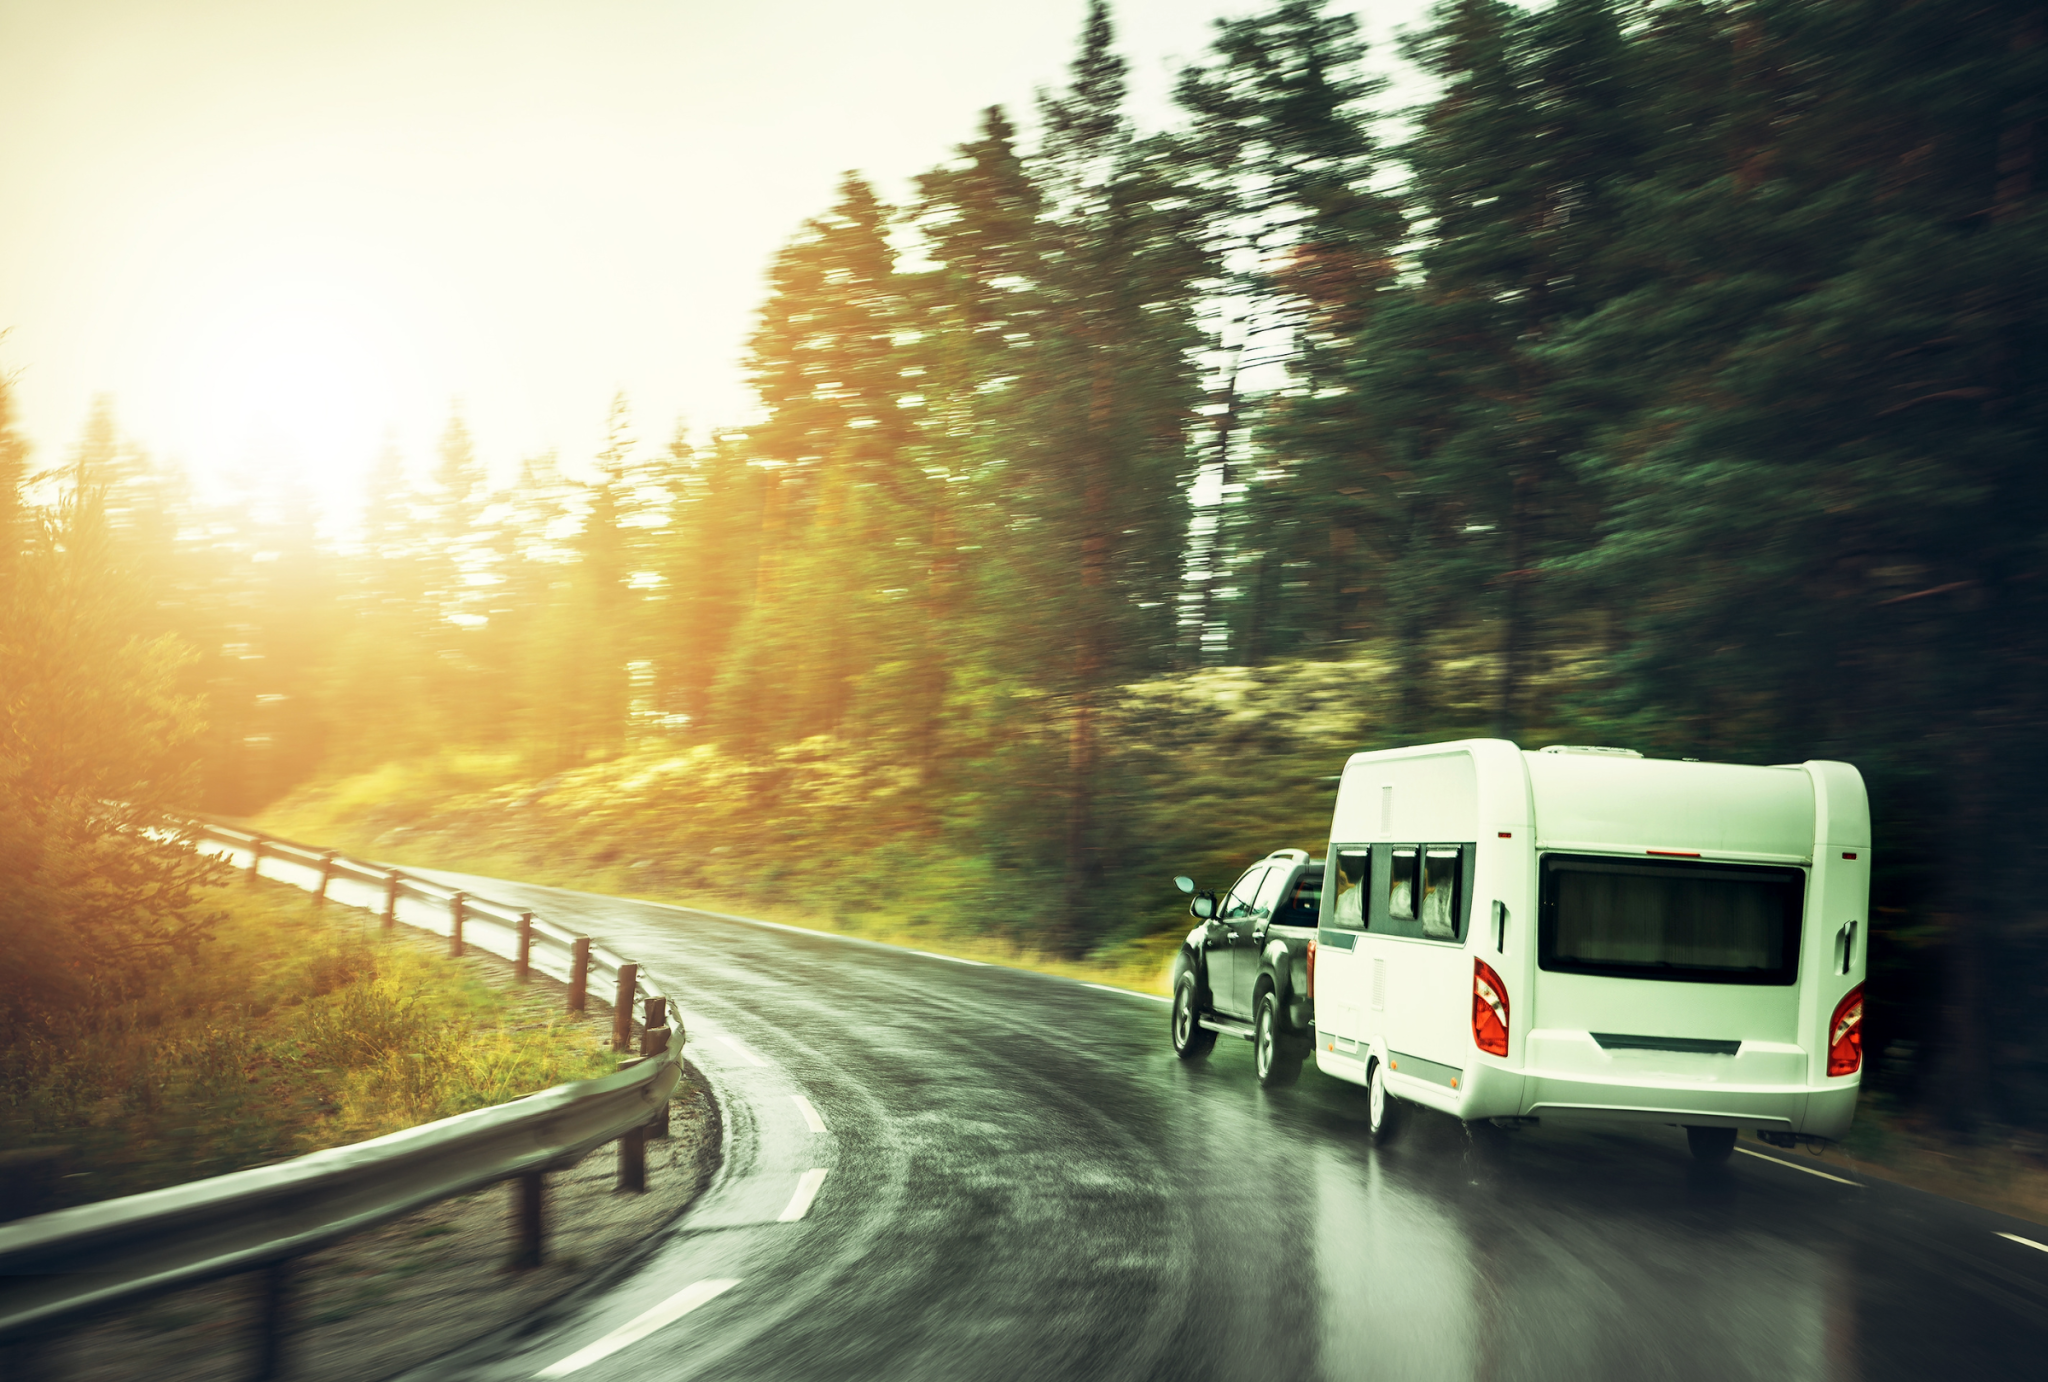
[1311, 740, 1868, 1161]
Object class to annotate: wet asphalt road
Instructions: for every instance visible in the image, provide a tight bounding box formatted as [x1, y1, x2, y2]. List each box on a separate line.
[385, 872, 2048, 1382]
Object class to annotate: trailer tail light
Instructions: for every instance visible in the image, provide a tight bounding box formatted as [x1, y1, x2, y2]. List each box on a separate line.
[1306, 938, 1317, 1000]
[1473, 958, 1509, 1056]
[1826, 984, 1864, 1077]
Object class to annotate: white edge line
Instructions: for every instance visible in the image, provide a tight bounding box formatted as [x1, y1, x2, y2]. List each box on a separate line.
[1082, 982, 1172, 1003]
[909, 949, 987, 966]
[790, 1093, 828, 1134]
[1734, 1146, 1861, 1185]
[1997, 1232, 2048, 1253]
[533, 1277, 740, 1377]
[713, 1032, 765, 1067]
[778, 1167, 830, 1222]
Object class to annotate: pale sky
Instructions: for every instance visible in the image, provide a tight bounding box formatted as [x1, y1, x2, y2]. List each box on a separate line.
[1, 0, 1436, 518]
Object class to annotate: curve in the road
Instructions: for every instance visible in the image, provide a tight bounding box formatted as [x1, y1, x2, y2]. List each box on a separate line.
[380, 869, 2048, 1382]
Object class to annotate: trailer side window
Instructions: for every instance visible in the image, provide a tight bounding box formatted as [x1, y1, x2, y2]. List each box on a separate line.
[1421, 847, 1461, 939]
[1329, 850, 1371, 930]
[1372, 843, 1473, 941]
[1388, 847, 1419, 921]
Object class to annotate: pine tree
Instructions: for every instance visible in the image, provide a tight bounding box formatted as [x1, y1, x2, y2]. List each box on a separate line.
[1173, 0, 1405, 665]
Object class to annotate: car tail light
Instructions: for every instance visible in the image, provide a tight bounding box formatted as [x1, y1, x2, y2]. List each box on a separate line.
[1473, 958, 1509, 1057]
[1307, 939, 1317, 1000]
[1827, 984, 1864, 1077]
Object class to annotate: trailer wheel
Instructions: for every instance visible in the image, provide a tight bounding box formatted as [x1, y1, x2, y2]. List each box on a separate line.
[1686, 1126, 1736, 1163]
[1254, 991, 1301, 1088]
[1367, 1056, 1399, 1143]
[1172, 972, 1217, 1061]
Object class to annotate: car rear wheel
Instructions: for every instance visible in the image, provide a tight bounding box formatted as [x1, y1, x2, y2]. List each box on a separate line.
[1254, 990, 1301, 1087]
[1367, 1056, 1399, 1143]
[1685, 1125, 1736, 1162]
[1172, 971, 1217, 1061]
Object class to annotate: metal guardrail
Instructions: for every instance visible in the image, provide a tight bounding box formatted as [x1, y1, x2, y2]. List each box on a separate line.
[0, 821, 687, 1376]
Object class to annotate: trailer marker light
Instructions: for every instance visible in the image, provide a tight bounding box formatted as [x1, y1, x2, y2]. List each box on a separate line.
[1646, 849, 1701, 857]
[1826, 984, 1863, 1077]
[1473, 958, 1510, 1057]
[1498, 831, 1512, 838]
[1842, 852, 1857, 860]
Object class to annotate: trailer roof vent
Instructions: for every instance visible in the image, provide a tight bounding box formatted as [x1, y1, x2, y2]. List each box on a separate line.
[1538, 745, 1643, 757]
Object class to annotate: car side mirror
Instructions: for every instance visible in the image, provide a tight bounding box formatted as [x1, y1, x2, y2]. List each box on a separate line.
[1173, 875, 1195, 894]
[1190, 895, 1216, 920]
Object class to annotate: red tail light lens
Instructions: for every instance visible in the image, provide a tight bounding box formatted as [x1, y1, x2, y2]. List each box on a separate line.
[1827, 984, 1864, 1077]
[1473, 958, 1509, 1056]
[1306, 938, 1317, 1000]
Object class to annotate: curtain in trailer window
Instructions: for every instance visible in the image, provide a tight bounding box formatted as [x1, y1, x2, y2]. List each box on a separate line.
[1420, 848, 1460, 939]
[1388, 848, 1418, 921]
[1332, 850, 1371, 929]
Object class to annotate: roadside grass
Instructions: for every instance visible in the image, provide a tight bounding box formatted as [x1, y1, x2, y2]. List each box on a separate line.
[0, 878, 615, 1215]
[256, 777, 1193, 998]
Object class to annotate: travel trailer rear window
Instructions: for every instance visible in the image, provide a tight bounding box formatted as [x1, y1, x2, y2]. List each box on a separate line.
[1538, 855, 1805, 985]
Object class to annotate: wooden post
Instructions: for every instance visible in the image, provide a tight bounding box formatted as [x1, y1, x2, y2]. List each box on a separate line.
[617, 1124, 647, 1193]
[251, 1258, 294, 1381]
[383, 871, 400, 930]
[642, 1024, 672, 1140]
[643, 995, 666, 1034]
[316, 851, 336, 907]
[568, 937, 590, 1013]
[248, 836, 265, 885]
[517, 913, 534, 982]
[612, 963, 639, 1051]
[510, 1171, 544, 1269]
[450, 892, 467, 958]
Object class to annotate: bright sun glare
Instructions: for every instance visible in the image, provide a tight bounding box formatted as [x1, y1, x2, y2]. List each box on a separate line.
[162, 265, 431, 514]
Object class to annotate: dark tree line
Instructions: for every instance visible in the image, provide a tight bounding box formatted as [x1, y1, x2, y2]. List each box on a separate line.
[4, 0, 2044, 1126]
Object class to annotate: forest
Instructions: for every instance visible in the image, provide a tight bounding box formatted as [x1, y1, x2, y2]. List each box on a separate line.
[3, 0, 2045, 1133]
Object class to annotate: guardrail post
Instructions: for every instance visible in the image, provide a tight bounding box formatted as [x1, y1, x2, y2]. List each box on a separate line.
[612, 963, 639, 1050]
[248, 835, 265, 885]
[568, 937, 590, 1013]
[642, 1023, 672, 1140]
[450, 892, 467, 958]
[511, 1171, 544, 1270]
[617, 1123, 647, 1193]
[383, 871, 400, 930]
[517, 913, 534, 981]
[251, 1258, 294, 1381]
[642, 995, 666, 1037]
[316, 851, 336, 908]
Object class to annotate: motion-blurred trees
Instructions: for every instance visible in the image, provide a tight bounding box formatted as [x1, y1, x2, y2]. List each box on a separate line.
[0, 380, 222, 1028]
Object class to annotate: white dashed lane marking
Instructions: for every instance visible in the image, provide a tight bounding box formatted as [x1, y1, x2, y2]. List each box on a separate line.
[1997, 1232, 2048, 1253]
[712, 1032, 765, 1067]
[791, 1094, 828, 1134]
[778, 1168, 830, 1222]
[1734, 1147, 1861, 1185]
[532, 1278, 739, 1378]
[1082, 983, 1171, 1003]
